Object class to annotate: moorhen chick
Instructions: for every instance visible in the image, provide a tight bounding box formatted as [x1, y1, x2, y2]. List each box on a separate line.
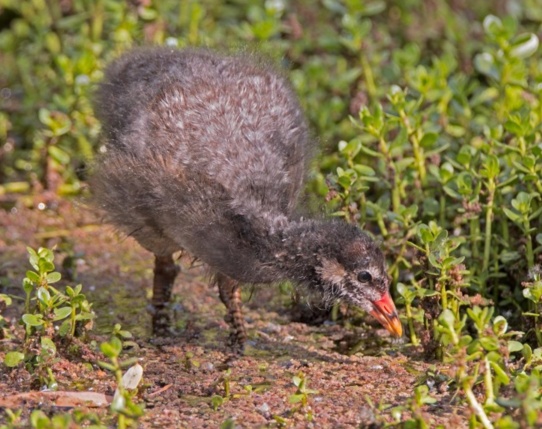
[90, 48, 402, 351]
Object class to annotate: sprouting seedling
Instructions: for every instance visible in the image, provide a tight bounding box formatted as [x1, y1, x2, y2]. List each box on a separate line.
[0, 293, 13, 340]
[99, 336, 143, 429]
[396, 282, 438, 346]
[522, 269, 542, 347]
[289, 372, 319, 421]
[21, 247, 94, 339]
[211, 369, 233, 411]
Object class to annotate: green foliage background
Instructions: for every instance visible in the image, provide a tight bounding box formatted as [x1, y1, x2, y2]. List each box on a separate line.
[2, 0, 542, 425]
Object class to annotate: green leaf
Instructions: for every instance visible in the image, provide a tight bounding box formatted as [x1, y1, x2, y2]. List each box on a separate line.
[22, 313, 44, 327]
[471, 87, 499, 106]
[46, 272, 61, 284]
[38, 248, 54, 263]
[22, 278, 34, 294]
[483, 15, 503, 36]
[58, 320, 71, 337]
[419, 132, 438, 148]
[510, 33, 539, 59]
[38, 259, 55, 274]
[438, 309, 456, 330]
[37, 287, 51, 306]
[508, 341, 524, 353]
[4, 351, 25, 367]
[0, 293, 12, 306]
[38, 109, 54, 128]
[139, 7, 158, 21]
[427, 253, 442, 269]
[30, 410, 51, 429]
[27, 247, 39, 270]
[474, 53, 499, 80]
[352, 164, 375, 176]
[101, 337, 123, 358]
[41, 337, 57, 356]
[422, 198, 439, 217]
[489, 361, 510, 385]
[119, 357, 139, 368]
[504, 119, 524, 136]
[211, 395, 224, 410]
[479, 336, 499, 351]
[48, 146, 71, 165]
[502, 207, 520, 223]
[97, 361, 116, 371]
[480, 155, 499, 179]
[416, 224, 433, 244]
[492, 315, 508, 336]
[288, 394, 304, 404]
[522, 344, 532, 363]
[439, 162, 454, 183]
[220, 418, 237, 429]
[26, 270, 40, 284]
[53, 306, 72, 321]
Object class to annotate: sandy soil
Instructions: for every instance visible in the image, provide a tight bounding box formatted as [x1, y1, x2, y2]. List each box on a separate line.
[0, 198, 468, 428]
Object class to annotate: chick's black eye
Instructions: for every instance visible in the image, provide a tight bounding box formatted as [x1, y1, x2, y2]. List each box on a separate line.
[357, 271, 372, 283]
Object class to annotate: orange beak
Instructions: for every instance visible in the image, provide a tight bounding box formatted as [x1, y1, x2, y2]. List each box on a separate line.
[369, 291, 403, 337]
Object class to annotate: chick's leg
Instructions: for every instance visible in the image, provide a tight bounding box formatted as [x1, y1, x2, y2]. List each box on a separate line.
[216, 273, 246, 353]
[151, 254, 179, 335]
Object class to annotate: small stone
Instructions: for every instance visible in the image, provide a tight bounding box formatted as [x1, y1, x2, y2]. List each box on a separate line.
[257, 402, 270, 415]
[200, 362, 214, 372]
[264, 322, 281, 333]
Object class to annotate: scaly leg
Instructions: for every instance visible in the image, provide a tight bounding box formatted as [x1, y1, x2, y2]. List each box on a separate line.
[151, 254, 179, 335]
[216, 273, 246, 353]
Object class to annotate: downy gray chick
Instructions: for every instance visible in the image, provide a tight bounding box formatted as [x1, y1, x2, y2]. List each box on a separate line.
[91, 48, 402, 351]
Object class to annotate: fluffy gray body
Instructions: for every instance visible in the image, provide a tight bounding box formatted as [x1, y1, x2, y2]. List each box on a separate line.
[93, 48, 311, 282]
[91, 48, 394, 343]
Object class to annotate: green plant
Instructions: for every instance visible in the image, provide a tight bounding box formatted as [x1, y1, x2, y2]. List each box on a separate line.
[402, 385, 437, 429]
[111, 323, 137, 349]
[495, 369, 542, 428]
[0, 408, 23, 429]
[26, 409, 105, 429]
[0, 293, 13, 339]
[3, 247, 94, 387]
[210, 368, 233, 411]
[522, 270, 542, 346]
[288, 372, 318, 422]
[98, 337, 143, 429]
[21, 247, 94, 340]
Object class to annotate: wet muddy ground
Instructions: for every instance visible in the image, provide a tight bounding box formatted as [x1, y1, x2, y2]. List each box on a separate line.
[0, 198, 468, 428]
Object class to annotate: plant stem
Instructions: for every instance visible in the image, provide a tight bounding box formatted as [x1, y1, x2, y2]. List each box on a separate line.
[376, 212, 388, 237]
[378, 137, 400, 212]
[463, 381, 494, 429]
[70, 306, 76, 337]
[484, 357, 495, 405]
[470, 217, 480, 261]
[439, 195, 446, 225]
[113, 358, 127, 429]
[399, 111, 427, 185]
[360, 54, 377, 104]
[439, 277, 448, 311]
[482, 182, 495, 293]
[360, 194, 367, 225]
[411, 134, 427, 185]
[524, 219, 534, 270]
[405, 303, 419, 346]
